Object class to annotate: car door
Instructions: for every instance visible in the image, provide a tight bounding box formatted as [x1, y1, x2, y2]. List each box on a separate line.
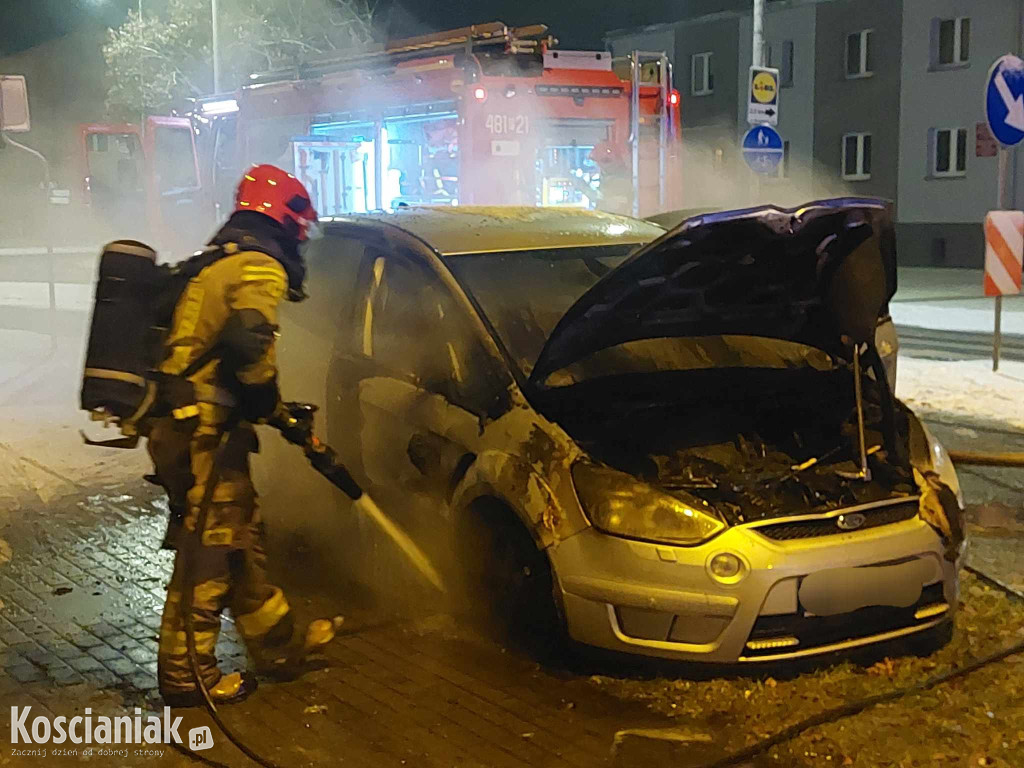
[343, 249, 512, 520]
[79, 123, 148, 242]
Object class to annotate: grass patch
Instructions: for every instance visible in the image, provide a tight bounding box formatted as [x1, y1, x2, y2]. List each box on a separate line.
[591, 571, 1024, 766]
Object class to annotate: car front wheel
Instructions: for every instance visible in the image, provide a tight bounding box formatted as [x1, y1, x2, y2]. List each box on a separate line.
[457, 500, 567, 662]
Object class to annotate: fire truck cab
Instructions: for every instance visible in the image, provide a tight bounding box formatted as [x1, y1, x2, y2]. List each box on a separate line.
[76, 117, 205, 249]
[198, 22, 682, 224]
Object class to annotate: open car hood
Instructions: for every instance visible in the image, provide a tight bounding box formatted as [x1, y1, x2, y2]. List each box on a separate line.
[528, 198, 897, 387]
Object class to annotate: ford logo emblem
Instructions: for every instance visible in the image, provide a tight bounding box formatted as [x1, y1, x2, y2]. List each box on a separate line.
[836, 513, 867, 531]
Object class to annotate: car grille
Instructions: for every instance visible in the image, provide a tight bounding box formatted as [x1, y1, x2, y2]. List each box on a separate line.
[752, 501, 919, 541]
[743, 582, 946, 658]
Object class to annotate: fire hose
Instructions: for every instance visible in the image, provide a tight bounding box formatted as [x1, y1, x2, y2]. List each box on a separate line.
[696, 566, 1024, 768]
[948, 450, 1024, 468]
[178, 404, 444, 768]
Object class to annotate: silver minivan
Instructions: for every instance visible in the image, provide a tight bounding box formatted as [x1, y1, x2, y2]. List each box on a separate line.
[260, 200, 964, 663]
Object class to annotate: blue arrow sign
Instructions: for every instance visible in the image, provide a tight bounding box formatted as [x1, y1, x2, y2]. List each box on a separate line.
[986, 54, 1024, 147]
[742, 125, 784, 175]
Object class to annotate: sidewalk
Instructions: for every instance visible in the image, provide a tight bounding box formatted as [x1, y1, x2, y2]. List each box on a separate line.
[0, 480, 675, 768]
[893, 267, 1024, 336]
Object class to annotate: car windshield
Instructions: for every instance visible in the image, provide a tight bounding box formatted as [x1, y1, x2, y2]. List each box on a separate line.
[447, 245, 838, 382]
[446, 245, 635, 376]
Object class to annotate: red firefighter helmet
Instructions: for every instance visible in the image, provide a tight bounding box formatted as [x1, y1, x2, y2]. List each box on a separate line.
[235, 164, 319, 241]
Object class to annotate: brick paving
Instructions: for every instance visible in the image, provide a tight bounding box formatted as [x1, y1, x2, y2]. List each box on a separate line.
[0, 483, 676, 768]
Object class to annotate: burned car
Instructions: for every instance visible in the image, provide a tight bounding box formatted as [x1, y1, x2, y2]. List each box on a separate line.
[263, 201, 964, 663]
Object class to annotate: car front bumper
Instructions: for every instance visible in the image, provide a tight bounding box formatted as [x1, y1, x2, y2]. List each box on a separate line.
[550, 511, 958, 663]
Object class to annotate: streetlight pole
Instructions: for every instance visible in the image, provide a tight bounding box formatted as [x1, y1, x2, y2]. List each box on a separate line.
[751, 0, 767, 203]
[212, 0, 222, 93]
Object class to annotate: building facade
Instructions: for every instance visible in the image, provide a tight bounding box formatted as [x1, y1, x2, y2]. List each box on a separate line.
[897, 0, 1021, 266]
[738, 2, 819, 203]
[608, 0, 1024, 267]
[811, 0, 903, 208]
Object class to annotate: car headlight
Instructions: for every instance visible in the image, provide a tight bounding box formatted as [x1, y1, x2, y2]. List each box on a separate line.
[571, 460, 726, 546]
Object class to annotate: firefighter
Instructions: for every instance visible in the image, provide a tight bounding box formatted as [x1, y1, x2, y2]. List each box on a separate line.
[152, 164, 339, 707]
[590, 141, 633, 216]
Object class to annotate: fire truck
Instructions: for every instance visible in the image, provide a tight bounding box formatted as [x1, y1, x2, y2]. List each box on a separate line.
[76, 23, 682, 249]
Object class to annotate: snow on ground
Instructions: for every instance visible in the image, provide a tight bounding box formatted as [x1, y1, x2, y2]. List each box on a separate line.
[892, 302, 1024, 335]
[891, 267, 1024, 335]
[896, 355, 1024, 429]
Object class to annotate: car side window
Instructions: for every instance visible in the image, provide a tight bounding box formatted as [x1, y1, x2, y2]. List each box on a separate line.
[302, 234, 368, 354]
[365, 253, 510, 418]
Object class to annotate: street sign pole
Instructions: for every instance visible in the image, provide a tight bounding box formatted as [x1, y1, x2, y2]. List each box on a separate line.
[752, 0, 766, 68]
[751, 0, 764, 201]
[984, 54, 1024, 370]
[995, 147, 1009, 370]
[212, 0, 222, 93]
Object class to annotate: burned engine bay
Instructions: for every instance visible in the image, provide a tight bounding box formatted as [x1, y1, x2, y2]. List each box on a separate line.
[540, 360, 916, 527]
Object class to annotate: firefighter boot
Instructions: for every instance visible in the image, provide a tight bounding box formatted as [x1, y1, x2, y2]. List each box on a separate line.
[255, 616, 345, 681]
[162, 671, 258, 709]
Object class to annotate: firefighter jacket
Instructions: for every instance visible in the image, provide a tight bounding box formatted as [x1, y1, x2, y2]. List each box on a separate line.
[159, 245, 287, 430]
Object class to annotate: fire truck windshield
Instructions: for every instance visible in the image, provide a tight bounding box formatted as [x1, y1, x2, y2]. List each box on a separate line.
[293, 110, 460, 214]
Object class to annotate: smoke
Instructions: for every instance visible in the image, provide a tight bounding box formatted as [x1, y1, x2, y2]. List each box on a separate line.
[1, 6, 868, 641]
[673, 130, 857, 214]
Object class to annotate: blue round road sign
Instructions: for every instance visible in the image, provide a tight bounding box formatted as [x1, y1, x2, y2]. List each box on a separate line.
[742, 125, 784, 175]
[986, 54, 1024, 148]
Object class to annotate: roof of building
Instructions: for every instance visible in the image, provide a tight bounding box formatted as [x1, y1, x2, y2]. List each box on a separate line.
[322, 206, 665, 256]
[604, 0, 836, 40]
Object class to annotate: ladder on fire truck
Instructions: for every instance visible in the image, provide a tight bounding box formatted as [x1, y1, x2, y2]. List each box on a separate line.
[246, 22, 555, 86]
[625, 51, 671, 217]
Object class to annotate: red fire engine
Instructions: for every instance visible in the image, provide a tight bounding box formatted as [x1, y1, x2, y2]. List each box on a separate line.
[76, 22, 682, 249]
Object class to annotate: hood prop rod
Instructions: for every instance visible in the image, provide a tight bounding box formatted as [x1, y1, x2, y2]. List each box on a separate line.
[849, 343, 871, 482]
[835, 341, 872, 482]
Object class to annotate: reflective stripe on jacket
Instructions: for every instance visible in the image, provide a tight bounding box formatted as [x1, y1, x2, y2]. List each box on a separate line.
[160, 246, 287, 425]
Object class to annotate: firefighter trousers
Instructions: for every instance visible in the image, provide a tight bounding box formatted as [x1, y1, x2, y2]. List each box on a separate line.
[156, 422, 295, 696]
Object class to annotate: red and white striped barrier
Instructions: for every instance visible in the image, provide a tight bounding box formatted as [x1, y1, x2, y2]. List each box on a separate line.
[984, 210, 1024, 296]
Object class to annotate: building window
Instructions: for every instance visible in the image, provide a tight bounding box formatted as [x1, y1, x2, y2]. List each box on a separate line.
[932, 17, 970, 68]
[767, 40, 795, 87]
[931, 127, 967, 177]
[846, 30, 873, 78]
[842, 133, 872, 180]
[691, 52, 714, 96]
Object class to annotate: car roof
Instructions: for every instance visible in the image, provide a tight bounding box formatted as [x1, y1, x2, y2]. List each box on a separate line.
[321, 206, 665, 256]
[645, 207, 723, 230]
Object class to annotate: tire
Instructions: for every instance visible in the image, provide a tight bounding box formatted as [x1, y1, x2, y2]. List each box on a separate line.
[905, 618, 954, 657]
[458, 500, 567, 662]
